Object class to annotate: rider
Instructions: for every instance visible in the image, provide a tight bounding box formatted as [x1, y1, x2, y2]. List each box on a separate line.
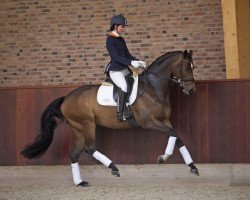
[106, 14, 147, 122]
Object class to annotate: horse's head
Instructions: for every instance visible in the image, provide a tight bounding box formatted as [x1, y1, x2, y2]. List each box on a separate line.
[144, 50, 196, 96]
[171, 50, 196, 95]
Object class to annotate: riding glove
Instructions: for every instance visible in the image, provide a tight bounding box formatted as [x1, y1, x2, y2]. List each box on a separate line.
[131, 60, 147, 68]
[138, 61, 147, 68]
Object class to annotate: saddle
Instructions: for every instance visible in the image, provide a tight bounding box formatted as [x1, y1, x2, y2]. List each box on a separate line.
[97, 72, 139, 106]
[104, 74, 134, 103]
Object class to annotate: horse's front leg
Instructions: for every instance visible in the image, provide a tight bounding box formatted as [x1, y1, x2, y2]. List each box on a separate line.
[85, 147, 120, 177]
[158, 130, 199, 175]
[175, 137, 199, 175]
[143, 120, 199, 175]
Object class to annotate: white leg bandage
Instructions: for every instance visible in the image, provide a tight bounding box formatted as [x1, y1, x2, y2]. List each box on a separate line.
[162, 154, 170, 161]
[165, 136, 177, 155]
[179, 146, 193, 165]
[71, 162, 83, 185]
[93, 151, 112, 167]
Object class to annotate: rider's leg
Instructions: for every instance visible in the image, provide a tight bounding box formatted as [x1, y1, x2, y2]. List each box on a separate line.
[109, 69, 129, 92]
[109, 69, 131, 121]
[116, 88, 127, 121]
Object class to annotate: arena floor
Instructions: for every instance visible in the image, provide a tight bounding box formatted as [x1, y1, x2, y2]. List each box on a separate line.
[0, 164, 249, 200]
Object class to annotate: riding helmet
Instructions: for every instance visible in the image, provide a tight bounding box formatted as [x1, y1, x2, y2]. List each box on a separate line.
[110, 15, 128, 26]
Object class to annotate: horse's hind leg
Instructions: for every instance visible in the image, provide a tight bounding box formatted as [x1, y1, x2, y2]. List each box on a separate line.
[69, 127, 89, 187]
[84, 122, 120, 177]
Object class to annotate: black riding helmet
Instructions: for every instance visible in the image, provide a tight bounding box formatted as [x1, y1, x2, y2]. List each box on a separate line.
[110, 15, 128, 27]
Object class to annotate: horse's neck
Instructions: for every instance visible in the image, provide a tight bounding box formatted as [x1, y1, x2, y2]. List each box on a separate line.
[149, 54, 181, 76]
[144, 55, 180, 103]
[145, 71, 171, 104]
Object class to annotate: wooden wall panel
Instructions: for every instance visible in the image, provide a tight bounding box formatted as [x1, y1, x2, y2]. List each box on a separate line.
[235, 82, 250, 162]
[16, 89, 36, 165]
[220, 82, 237, 162]
[0, 80, 249, 165]
[187, 85, 199, 162]
[247, 82, 250, 162]
[0, 90, 17, 165]
[196, 83, 209, 163]
[207, 83, 220, 163]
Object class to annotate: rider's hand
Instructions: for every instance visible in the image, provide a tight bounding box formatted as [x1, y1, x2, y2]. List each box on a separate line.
[138, 60, 147, 68]
[131, 60, 147, 68]
[131, 60, 140, 68]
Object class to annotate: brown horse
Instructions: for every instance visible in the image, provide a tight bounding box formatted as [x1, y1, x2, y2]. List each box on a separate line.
[21, 50, 198, 187]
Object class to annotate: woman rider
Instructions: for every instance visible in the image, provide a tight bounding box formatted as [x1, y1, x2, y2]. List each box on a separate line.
[106, 14, 147, 122]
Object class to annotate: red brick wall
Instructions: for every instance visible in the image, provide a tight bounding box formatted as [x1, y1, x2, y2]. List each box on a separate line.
[0, 0, 226, 86]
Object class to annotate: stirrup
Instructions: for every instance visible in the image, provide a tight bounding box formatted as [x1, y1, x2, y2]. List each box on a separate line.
[117, 111, 133, 122]
[117, 112, 126, 122]
[124, 106, 133, 117]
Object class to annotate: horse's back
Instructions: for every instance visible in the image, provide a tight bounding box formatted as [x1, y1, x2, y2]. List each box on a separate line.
[66, 85, 98, 99]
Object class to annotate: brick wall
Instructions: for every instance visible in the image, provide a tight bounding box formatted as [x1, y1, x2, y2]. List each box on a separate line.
[0, 0, 226, 87]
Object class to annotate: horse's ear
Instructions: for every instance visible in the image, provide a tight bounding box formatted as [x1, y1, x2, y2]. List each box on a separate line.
[189, 50, 193, 56]
[183, 49, 188, 58]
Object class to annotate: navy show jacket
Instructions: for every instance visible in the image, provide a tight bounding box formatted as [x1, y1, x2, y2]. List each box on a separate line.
[106, 34, 137, 71]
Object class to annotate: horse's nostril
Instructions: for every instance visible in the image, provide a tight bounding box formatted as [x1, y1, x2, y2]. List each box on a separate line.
[190, 88, 195, 93]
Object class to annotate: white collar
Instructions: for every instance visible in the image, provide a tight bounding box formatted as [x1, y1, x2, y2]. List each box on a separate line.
[111, 31, 120, 37]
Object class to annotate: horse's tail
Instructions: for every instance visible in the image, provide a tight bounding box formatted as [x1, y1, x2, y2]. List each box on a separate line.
[21, 96, 65, 159]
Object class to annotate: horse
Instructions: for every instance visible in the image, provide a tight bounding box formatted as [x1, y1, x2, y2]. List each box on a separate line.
[21, 50, 198, 187]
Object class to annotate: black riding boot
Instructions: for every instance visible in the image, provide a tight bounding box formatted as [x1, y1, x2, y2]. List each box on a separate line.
[117, 89, 133, 122]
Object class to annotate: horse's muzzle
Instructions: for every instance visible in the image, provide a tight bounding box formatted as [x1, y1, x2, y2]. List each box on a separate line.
[182, 82, 196, 95]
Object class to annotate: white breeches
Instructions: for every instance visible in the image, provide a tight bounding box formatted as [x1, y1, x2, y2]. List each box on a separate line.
[109, 69, 130, 92]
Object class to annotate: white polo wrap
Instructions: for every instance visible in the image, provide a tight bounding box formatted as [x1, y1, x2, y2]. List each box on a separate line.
[93, 151, 112, 167]
[162, 154, 170, 161]
[165, 136, 177, 155]
[71, 162, 83, 185]
[179, 146, 193, 165]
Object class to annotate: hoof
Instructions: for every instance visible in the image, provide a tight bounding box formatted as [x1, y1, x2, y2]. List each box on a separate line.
[111, 170, 120, 177]
[77, 181, 90, 187]
[190, 168, 199, 176]
[158, 155, 165, 164]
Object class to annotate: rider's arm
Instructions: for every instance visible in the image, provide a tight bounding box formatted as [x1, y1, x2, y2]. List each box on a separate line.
[123, 39, 138, 61]
[106, 37, 132, 66]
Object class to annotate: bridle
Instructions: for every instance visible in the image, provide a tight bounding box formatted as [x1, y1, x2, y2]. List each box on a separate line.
[143, 56, 195, 88]
[171, 57, 195, 88]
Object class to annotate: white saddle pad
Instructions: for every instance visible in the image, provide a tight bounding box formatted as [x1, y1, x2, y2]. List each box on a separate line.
[97, 74, 139, 106]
